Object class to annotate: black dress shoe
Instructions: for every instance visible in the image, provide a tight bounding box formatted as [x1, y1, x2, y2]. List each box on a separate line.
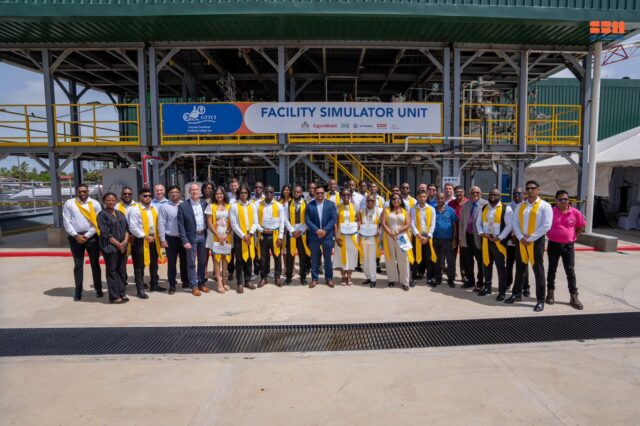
[300, 278, 308, 286]
[150, 285, 167, 292]
[144, 283, 149, 289]
[504, 295, 522, 304]
[428, 280, 438, 288]
[370, 281, 376, 288]
[388, 282, 395, 288]
[523, 290, 531, 298]
[362, 279, 371, 285]
[461, 282, 474, 289]
[376, 266, 382, 273]
[533, 301, 544, 312]
[137, 291, 149, 299]
[182, 283, 190, 289]
[496, 293, 506, 301]
[409, 280, 417, 288]
[96, 290, 104, 298]
[355, 266, 363, 272]
[285, 278, 292, 285]
[478, 286, 492, 296]
[402, 284, 409, 291]
[73, 295, 82, 301]
[448, 281, 455, 288]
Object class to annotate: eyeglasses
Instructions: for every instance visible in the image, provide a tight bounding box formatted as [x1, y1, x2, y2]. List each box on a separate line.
[470, 191, 480, 194]
[557, 198, 569, 202]
[141, 194, 151, 198]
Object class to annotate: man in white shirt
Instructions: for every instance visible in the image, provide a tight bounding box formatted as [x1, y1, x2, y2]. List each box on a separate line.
[177, 183, 210, 296]
[505, 180, 553, 312]
[351, 180, 368, 211]
[285, 185, 311, 285]
[476, 188, 513, 299]
[151, 184, 169, 207]
[115, 186, 137, 217]
[401, 182, 418, 211]
[128, 187, 166, 298]
[62, 183, 103, 301]
[159, 185, 188, 294]
[256, 185, 286, 287]
[251, 181, 265, 277]
[230, 185, 259, 292]
[506, 187, 530, 296]
[443, 183, 455, 204]
[410, 190, 436, 286]
[303, 181, 317, 203]
[227, 178, 240, 205]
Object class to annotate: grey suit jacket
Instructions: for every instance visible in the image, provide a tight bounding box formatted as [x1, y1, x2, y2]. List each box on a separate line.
[458, 198, 488, 249]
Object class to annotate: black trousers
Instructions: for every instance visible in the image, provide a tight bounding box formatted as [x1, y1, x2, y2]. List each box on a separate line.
[513, 237, 546, 302]
[285, 236, 310, 280]
[433, 238, 455, 283]
[228, 250, 235, 275]
[132, 238, 158, 293]
[68, 235, 102, 297]
[234, 234, 254, 285]
[412, 236, 435, 280]
[103, 251, 127, 300]
[462, 233, 484, 286]
[547, 241, 578, 295]
[259, 233, 282, 279]
[253, 234, 261, 276]
[506, 244, 529, 291]
[482, 240, 507, 294]
[165, 235, 188, 289]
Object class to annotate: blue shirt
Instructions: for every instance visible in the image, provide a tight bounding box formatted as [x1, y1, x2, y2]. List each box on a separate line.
[434, 205, 458, 239]
[427, 197, 437, 208]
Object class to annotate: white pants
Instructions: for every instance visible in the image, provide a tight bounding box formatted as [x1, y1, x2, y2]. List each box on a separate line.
[334, 235, 358, 270]
[385, 235, 410, 285]
[361, 237, 378, 281]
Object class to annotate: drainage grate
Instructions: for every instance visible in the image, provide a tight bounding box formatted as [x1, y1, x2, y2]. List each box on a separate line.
[1, 312, 639, 357]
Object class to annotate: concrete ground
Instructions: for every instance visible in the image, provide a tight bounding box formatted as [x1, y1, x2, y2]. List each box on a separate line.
[1, 232, 639, 425]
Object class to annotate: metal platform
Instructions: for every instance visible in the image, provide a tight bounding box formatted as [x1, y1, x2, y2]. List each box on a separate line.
[1, 312, 638, 357]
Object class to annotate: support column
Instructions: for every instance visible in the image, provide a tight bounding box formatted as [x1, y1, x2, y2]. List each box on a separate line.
[43, 49, 63, 228]
[578, 53, 593, 213]
[137, 48, 149, 147]
[72, 159, 82, 187]
[496, 162, 503, 194]
[452, 48, 461, 178]
[69, 81, 80, 144]
[442, 47, 452, 180]
[277, 47, 288, 188]
[585, 43, 602, 233]
[148, 47, 160, 148]
[516, 50, 529, 187]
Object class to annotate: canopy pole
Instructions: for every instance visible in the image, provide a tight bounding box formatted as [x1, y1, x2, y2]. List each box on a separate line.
[585, 42, 602, 233]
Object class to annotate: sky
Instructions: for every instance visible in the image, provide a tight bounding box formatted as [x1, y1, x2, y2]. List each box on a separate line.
[1, 36, 639, 173]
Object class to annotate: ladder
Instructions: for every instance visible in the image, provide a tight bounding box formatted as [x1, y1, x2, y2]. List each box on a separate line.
[327, 153, 391, 200]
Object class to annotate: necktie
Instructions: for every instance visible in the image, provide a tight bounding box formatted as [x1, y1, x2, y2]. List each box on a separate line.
[466, 202, 477, 234]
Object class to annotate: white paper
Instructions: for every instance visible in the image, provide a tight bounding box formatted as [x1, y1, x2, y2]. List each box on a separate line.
[293, 223, 306, 232]
[340, 222, 358, 236]
[359, 224, 379, 237]
[212, 242, 232, 255]
[262, 218, 281, 230]
[396, 233, 414, 252]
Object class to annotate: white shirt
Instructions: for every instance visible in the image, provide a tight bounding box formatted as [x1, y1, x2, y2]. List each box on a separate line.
[410, 204, 436, 237]
[228, 195, 237, 205]
[128, 204, 157, 238]
[62, 197, 102, 238]
[402, 195, 417, 211]
[361, 207, 383, 238]
[512, 197, 553, 242]
[338, 202, 359, 223]
[158, 200, 182, 241]
[256, 200, 285, 237]
[475, 202, 514, 241]
[115, 200, 137, 217]
[326, 191, 341, 206]
[352, 192, 366, 209]
[230, 201, 259, 238]
[285, 199, 308, 233]
[190, 198, 206, 232]
[316, 201, 324, 226]
[507, 201, 520, 246]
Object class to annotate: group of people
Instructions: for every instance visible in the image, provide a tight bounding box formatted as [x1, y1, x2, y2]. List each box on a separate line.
[63, 177, 586, 312]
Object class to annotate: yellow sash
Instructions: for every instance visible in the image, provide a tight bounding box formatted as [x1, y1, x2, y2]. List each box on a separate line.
[212, 203, 232, 263]
[238, 203, 256, 261]
[404, 197, 416, 210]
[337, 203, 363, 266]
[518, 199, 541, 266]
[415, 206, 437, 263]
[358, 208, 381, 259]
[75, 199, 100, 236]
[481, 204, 508, 266]
[289, 200, 311, 257]
[116, 201, 137, 217]
[258, 201, 281, 257]
[139, 205, 164, 266]
[383, 208, 415, 264]
[328, 192, 341, 206]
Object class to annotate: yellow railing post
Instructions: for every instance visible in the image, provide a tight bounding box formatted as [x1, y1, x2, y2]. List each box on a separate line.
[24, 105, 31, 147]
[92, 104, 97, 146]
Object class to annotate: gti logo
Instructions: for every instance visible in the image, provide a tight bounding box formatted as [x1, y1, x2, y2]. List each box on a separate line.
[589, 21, 625, 35]
[182, 105, 216, 124]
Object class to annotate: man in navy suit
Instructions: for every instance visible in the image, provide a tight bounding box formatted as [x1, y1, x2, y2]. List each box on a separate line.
[305, 185, 338, 288]
[178, 183, 210, 296]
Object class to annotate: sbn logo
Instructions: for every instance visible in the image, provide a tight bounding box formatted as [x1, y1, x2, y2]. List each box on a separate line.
[590, 21, 625, 35]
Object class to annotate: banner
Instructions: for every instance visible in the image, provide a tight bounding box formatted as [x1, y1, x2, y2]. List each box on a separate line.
[161, 102, 442, 135]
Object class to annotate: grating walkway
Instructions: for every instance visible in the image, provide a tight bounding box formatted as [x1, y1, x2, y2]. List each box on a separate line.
[1, 312, 639, 357]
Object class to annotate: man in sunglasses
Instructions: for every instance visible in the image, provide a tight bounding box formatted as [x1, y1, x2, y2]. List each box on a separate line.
[458, 186, 488, 291]
[505, 180, 553, 312]
[506, 187, 530, 296]
[545, 190, 585, 310]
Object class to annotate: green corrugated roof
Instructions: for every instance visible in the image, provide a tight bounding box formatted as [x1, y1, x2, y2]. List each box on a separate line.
[532, 78, 640, 140]
[0, 0, 638, 45]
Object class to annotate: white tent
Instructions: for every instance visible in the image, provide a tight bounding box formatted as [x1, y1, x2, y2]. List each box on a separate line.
[526, 125, 640, 197]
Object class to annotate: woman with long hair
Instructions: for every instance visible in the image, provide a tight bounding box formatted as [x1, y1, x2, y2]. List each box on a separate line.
[278, 184, 292, 278]
[97, 192, 130, 304]
[205, 186, 232, 293]
[381, 193, 413, 291]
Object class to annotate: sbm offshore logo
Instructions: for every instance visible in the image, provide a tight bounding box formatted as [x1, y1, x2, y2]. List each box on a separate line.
[590, 21, 625, 42]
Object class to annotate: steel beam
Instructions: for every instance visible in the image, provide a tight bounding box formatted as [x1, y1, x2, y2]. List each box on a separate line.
[137, 48, 149, 147]
[452, 48, 461, 177]
[301, 156, 330, 183]
[578, 53, 593, 212]
[585, 43, 602, 233]
[149, 47, 160, 147]
[516, 50, 528, 187]
[442, 47, 452, 179]
[277, 47, 288, 188]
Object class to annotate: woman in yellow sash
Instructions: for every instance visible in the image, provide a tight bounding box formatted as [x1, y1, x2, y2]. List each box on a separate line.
[278, 185, 293, 279]
[205, 187, 232, 294]
[381, 193, 413, 291]
[334, 190, 362, 285]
